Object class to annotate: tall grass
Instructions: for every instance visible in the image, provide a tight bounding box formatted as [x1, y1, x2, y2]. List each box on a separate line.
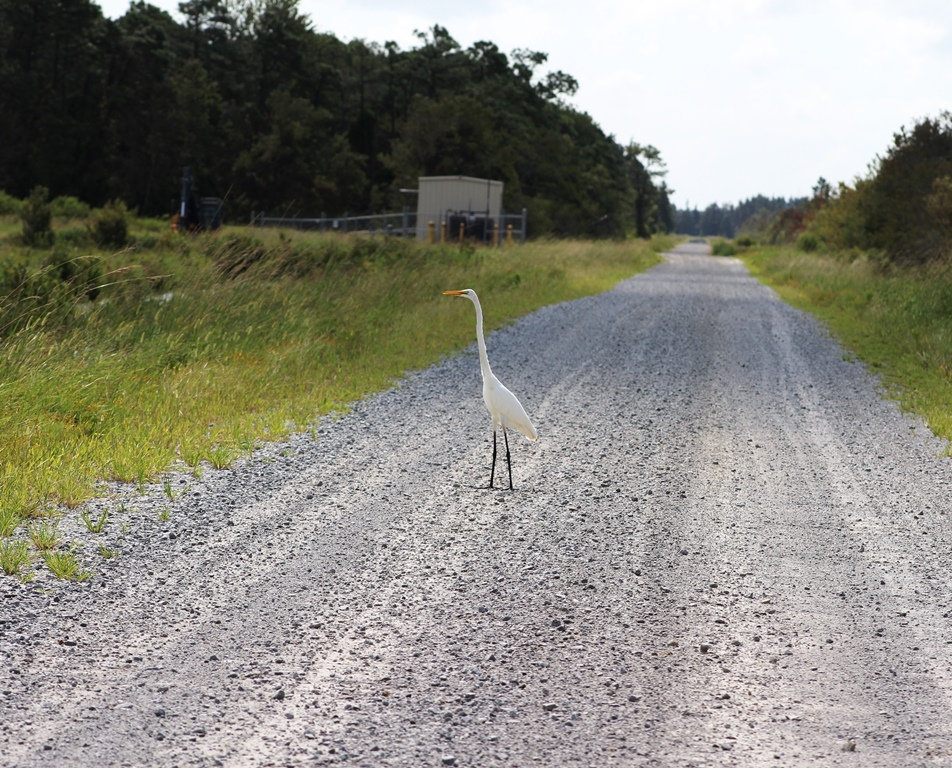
[0, 227, 671, 527]
[744, 246, 952, 449]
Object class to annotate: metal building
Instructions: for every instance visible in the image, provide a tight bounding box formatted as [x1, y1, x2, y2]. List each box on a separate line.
[415, 175, 503, 241]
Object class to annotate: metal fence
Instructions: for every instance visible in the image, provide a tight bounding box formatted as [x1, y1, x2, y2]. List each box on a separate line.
[250, 207, 527, 245]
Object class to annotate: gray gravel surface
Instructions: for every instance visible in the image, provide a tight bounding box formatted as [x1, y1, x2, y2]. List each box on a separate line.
[3, 242, 952, 767]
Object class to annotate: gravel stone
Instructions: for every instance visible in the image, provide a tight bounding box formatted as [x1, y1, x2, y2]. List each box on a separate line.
[2, 243, 951, 767]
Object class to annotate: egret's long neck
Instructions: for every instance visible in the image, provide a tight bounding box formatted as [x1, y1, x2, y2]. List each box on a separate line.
[471, 296, 493, 381]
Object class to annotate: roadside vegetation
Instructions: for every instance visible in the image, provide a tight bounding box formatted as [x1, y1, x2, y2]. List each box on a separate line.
[742, 248, 952, 451]
[0, 199, 672, 581]
[711, 112, 952, 453]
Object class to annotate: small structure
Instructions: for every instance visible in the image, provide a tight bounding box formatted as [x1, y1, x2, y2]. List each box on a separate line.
[415, 175, 503, 242]
[173, 167, 223, 232]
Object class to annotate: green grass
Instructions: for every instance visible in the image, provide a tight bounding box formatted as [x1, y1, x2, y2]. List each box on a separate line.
[710, 238, 738, 256]
[28, 520, 60, 551]
[0, 539, 33, 578]
[42, 549, 91, 581]
[80, 508, 109, 533]
[0, 228, 671, 539]
[162, 478, 187, 502]
[0, 506, 19, 536]
[743, 246, 952, 451]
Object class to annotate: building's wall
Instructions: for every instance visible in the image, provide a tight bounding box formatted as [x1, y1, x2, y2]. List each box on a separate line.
[416, 176, 503, 240]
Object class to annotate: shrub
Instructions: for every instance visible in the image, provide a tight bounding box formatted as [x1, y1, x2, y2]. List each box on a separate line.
[711, 240, 737, 256]
[0, 190, 22, 216]
[796, 232, 820, 252]
[51, 195, 91, 220]
[735, 235, 754, 247]
[21, 186, 54, 247]
[56, 227, 93, 248]
[90, 200, 129, 249]
[806, 180, 870, 252]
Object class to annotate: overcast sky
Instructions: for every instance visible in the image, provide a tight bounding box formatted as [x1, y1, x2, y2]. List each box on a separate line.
[97, 0, 952, 210]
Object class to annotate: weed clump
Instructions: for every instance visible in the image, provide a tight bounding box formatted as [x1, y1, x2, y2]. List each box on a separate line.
[43, 550, 91, 581]
[43, 252, 105, 301]
[0, 259, 65, 334]
[0, 253, 105, 337]
[209, 234, 268, 278]
[0, 540, 33, 579]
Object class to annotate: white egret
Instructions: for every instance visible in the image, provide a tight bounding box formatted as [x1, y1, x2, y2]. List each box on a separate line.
[443, 289, 537, 489]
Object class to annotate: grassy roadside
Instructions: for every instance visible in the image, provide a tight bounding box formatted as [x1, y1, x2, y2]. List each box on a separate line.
[1, 226, 673, 580]
[741, 245, 952, 451]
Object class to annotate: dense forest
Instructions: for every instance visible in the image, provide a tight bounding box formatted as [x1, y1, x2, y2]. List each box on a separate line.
[0, 0, 673, 238]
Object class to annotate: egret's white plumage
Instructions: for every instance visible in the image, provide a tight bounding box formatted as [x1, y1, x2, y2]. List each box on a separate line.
[443, 289, 536, 489]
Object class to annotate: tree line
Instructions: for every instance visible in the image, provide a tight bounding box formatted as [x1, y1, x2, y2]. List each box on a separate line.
[0, 0, 673, 238]
[673, 196, 803, 239]
[797, 114, 952, 263]
[711, 114, 952, 264]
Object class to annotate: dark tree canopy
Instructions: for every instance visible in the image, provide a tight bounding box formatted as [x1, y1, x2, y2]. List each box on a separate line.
[0, 0, 672, 238]
[859, 115, 952, 261]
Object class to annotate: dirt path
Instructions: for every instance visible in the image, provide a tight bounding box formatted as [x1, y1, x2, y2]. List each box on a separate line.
[3, 242, 952, 767]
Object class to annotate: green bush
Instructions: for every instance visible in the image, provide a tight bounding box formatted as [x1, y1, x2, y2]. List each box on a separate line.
[735, 235, 754, 247]
[21, 186, 54, 247]
[51, 195, 91, 219]
[796, 232, 820, 252]
[56, 227, 93, 248]
[806, 180, 870, 252]
[0, 190, 22, 216]
[90, 200, 129, 249]
[711, 240, 737, 256]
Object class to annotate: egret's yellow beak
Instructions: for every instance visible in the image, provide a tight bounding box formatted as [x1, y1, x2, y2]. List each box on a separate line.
[443, 290, 465, 296]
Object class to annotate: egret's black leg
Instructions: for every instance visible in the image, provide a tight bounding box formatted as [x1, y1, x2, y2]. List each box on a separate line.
[489, 427, 497, 489]
[504, 428, 513, 490]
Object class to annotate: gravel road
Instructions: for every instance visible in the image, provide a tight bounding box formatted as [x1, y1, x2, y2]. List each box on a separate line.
[3, 242, 952, 767]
